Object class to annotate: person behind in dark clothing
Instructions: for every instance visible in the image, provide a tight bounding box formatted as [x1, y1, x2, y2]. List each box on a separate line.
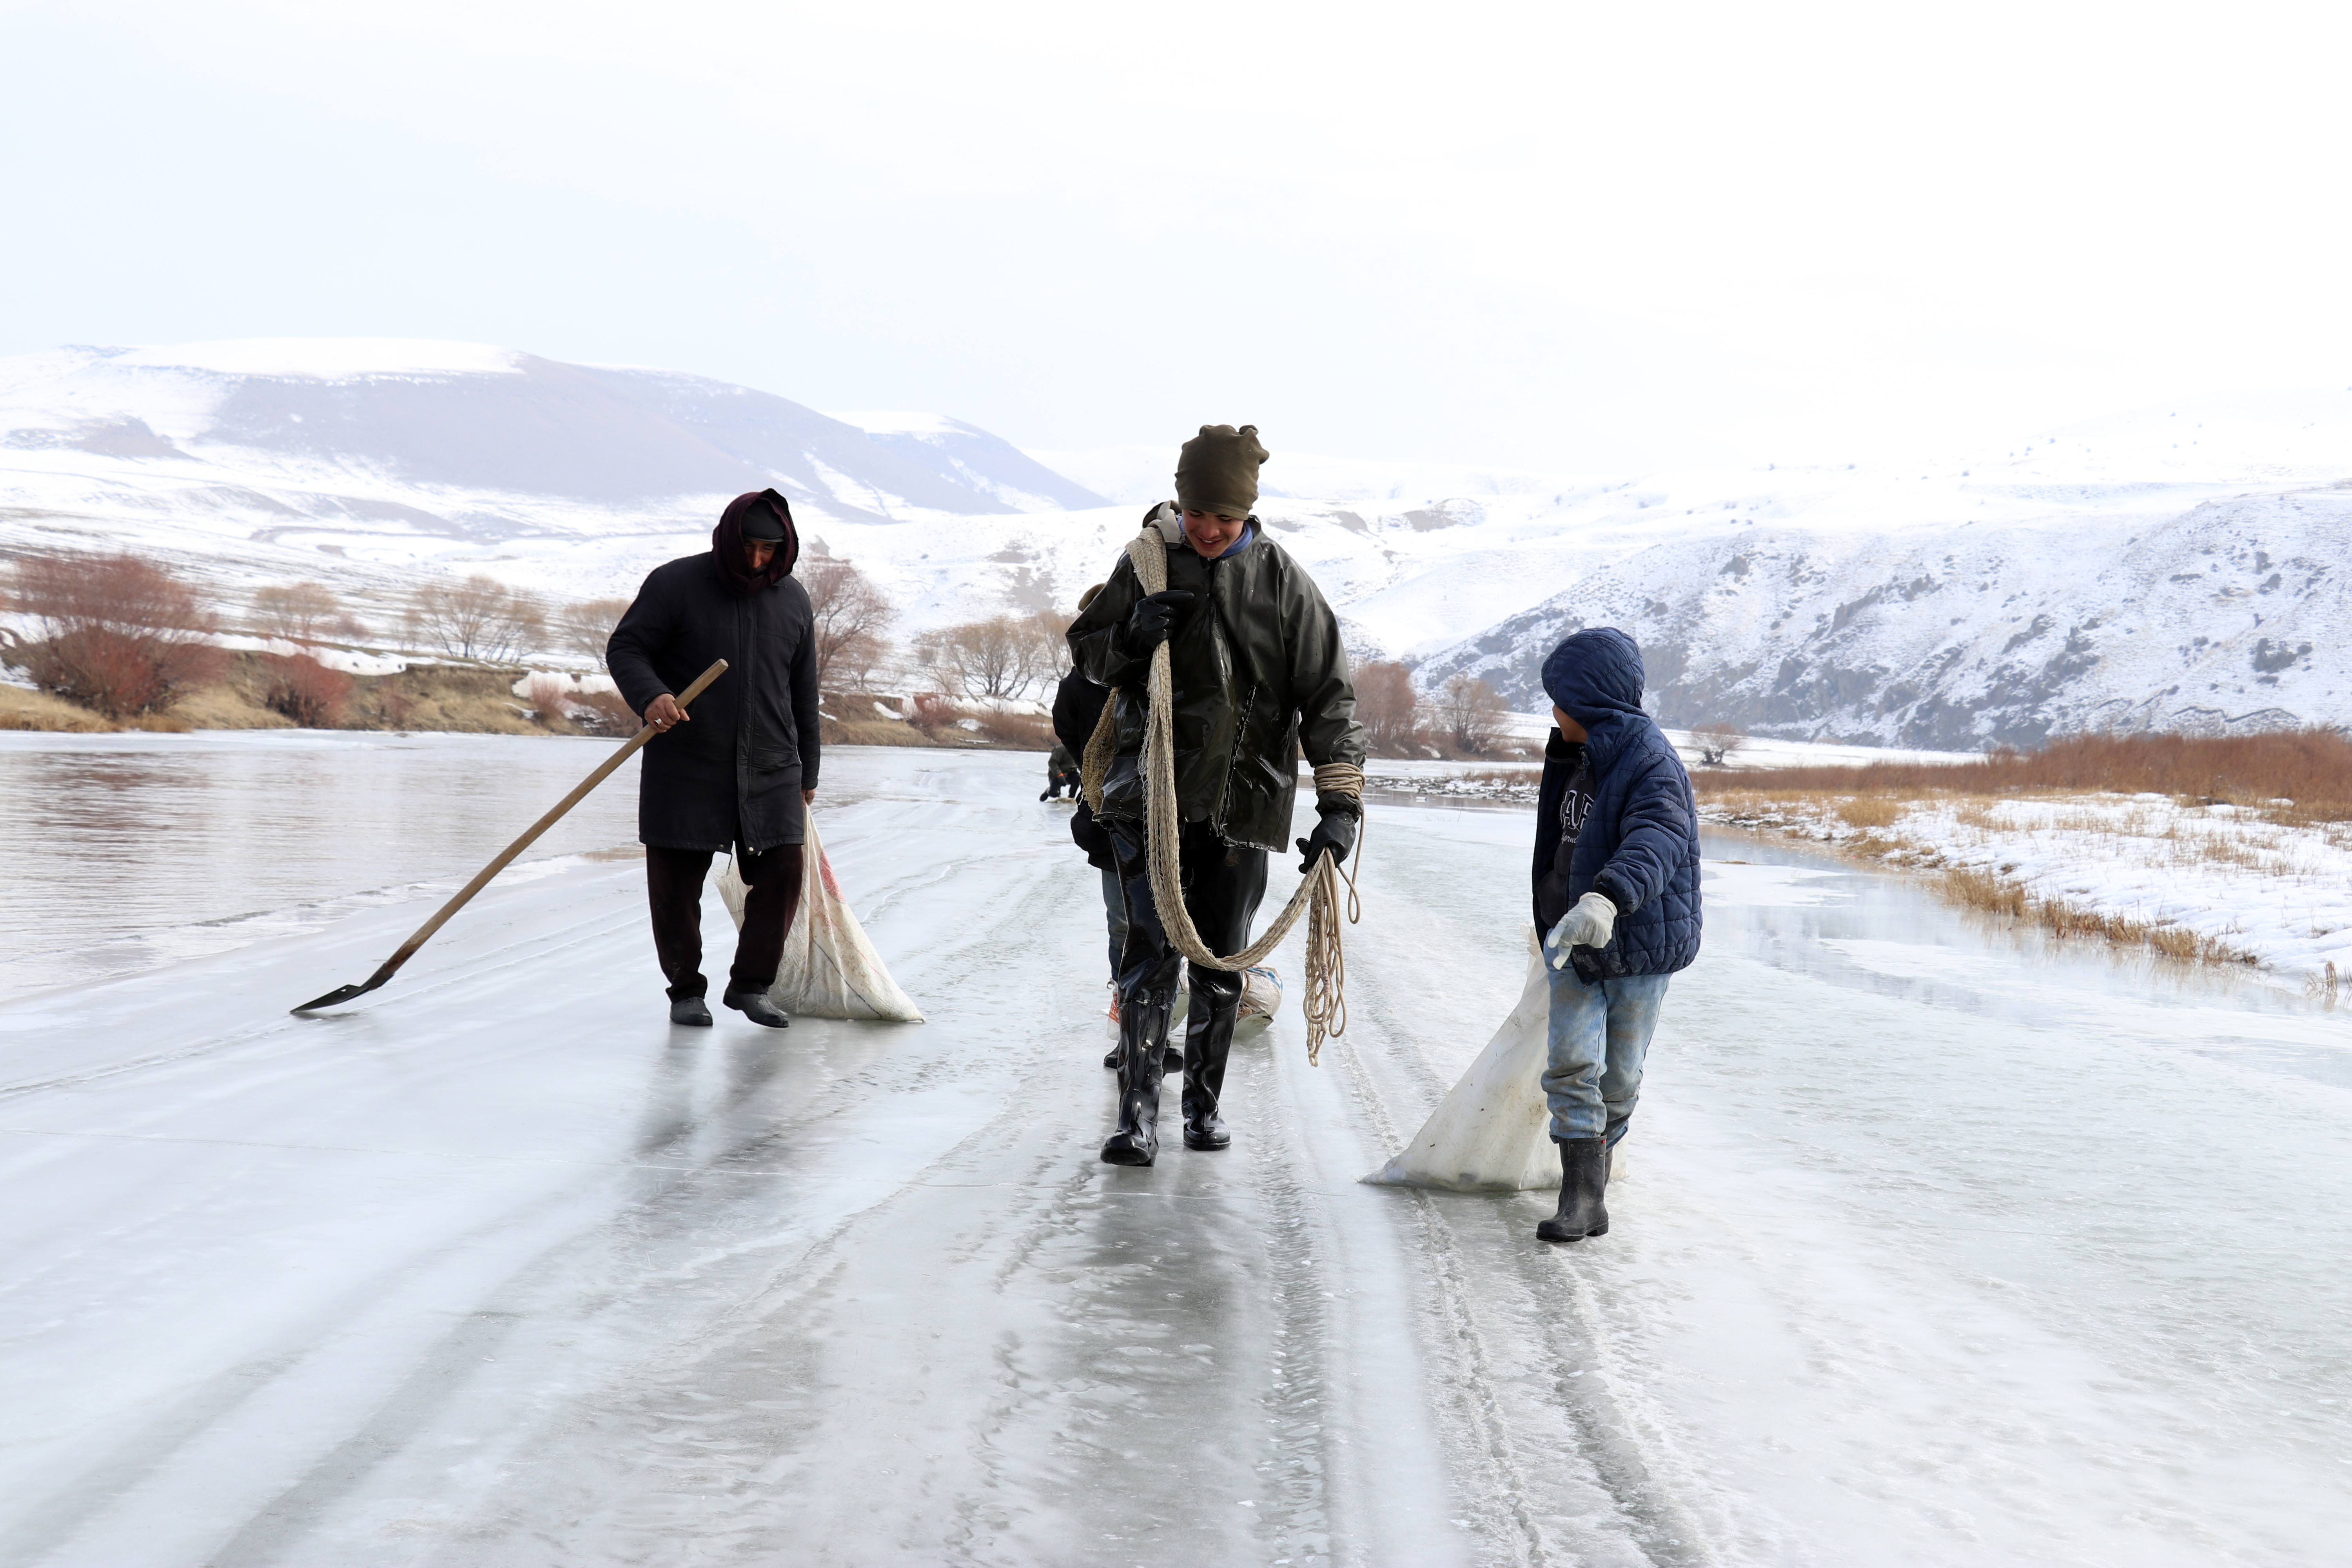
[607, 489, 821, 1029]
[1528, 627, 1702, 1242]
[1068, 426, 1366, 1167]
[1040, 742, 1081, 800]
[1050, 583, 1170, 1056]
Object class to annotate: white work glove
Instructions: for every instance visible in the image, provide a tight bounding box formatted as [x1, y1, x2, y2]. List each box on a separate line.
[1546, 891, 1617, 969]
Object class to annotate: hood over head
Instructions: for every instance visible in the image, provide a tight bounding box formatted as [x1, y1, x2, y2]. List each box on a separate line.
[1541, 627, 1648, 729]
[713, 489, 799, 597]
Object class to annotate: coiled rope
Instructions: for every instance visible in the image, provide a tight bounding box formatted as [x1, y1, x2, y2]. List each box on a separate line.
[1080, 531, 1363, 1065]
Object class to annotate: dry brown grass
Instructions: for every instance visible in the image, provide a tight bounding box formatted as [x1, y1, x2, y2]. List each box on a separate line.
[1697, 728, 2352, 821]
[1836, 796, 1901, 829]
[1941, 865, 2260, 965]
[1702, 734, 2301, 973]
[0, 683, 121, 731]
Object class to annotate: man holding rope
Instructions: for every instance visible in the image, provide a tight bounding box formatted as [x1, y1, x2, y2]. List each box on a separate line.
[1068, 425, 1366, 1167]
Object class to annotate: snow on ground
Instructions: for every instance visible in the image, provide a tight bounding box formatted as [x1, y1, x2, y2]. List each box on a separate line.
[1702, 789, 2352, 987]
[5, 338, 2347, 748]
[2, 739, 2348, 1565]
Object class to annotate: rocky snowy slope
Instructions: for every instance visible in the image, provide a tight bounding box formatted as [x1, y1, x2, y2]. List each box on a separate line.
[2, 339, 2345, 747]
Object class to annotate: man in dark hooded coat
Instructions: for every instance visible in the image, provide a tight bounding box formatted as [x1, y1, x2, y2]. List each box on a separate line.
[608, 489, 820, 1028]
[1528, 627, 1702, 1242]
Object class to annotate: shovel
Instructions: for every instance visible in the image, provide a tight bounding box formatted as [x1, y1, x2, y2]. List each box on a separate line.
[291, 658, 728, 1014]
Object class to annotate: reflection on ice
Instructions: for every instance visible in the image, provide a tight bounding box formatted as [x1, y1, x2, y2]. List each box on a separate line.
[0, 743, 2347, 1566]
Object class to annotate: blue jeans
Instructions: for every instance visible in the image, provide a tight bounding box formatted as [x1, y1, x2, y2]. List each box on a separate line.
[1542, 967, 1671, 1143]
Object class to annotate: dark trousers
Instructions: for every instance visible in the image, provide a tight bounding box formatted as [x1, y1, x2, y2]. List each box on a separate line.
[1106, 815, 1266, 1042]
[645, 844, 804, 1001]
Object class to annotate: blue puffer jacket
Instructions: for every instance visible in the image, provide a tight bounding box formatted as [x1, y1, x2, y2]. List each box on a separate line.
[1530, 628, 1702, 977]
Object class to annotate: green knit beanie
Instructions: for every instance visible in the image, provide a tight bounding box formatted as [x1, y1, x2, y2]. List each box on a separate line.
[1174, 424, 1269, 519]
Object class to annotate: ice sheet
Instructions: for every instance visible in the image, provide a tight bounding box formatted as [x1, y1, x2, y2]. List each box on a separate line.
[2, 743, 2347, 1565]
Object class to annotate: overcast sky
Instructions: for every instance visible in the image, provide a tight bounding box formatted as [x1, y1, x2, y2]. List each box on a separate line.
[5, 0, 2348, 471]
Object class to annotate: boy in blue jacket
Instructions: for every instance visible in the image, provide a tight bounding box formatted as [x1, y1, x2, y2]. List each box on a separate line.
[1529, 628, 1702, 1242]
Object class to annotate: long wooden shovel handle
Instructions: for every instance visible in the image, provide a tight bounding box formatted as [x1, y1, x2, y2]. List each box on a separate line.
[338, 659, 727, 997]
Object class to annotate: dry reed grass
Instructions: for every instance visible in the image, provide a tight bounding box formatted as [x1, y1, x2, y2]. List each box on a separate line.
[1696, 728, 2352, 822]
[1942, 865, 2260, 966]
[1836, 796, 1901, 829]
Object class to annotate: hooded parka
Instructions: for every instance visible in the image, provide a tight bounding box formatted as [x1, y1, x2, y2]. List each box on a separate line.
[1530, 628, 1702, 976]
[608, 490, 821, 853]
[1067, 515, 1365, 853]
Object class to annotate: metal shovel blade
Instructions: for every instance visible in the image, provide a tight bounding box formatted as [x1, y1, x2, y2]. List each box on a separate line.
[290, 979, 378, 1014]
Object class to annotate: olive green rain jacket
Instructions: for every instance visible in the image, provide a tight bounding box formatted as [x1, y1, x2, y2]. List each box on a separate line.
[1067, 521, 1367, 853]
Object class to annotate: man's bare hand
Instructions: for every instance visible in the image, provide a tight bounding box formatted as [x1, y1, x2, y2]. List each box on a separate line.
[802, 788, 816, 805]
[644, 693, 688, 732]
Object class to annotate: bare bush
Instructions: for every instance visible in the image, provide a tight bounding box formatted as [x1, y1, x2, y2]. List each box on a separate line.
[914, 615, 1048, 700]
[909, 692, 963, 733]
[555, 597, 633, 670]
[1354, 661, 1419, 755]
[406, 575, 545, 663]
[260, 653, 354, 727]
[525, 672, 575, 729]
[1435, 673, 1508, 757]
[803, 559, 897, 691]
[252, 581, 343, 645]
[1691, 720, 1746, 767]
[572, 687, 643, 737]
[13, 552, 224, 717]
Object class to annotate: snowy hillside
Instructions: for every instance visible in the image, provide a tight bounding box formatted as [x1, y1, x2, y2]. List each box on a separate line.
[1399, 399, 2352, 746]
[2, 339, 2346, 747]
[0, 340, 1106, 610]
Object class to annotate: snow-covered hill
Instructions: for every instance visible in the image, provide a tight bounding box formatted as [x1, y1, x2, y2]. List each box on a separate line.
[2, 338, 2346, 747]
[0, 340, 1105, 609]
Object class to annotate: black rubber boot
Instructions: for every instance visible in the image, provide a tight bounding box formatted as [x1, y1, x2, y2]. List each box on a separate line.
[1103, 1042, 1183, 1074]
[1180, 992, 1237, 1151]
[670, 995, 713, 1027]
[1536, 1137, 1610, 1242]
[1100, 994, 1172, 1166]
[722, 987, 792, 1029]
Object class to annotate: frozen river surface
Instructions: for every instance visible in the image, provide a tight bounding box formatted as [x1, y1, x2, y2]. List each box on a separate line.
[2, 738, 2348, 1566]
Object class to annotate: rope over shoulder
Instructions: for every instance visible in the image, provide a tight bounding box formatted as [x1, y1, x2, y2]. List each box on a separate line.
[1078, 528, 1363, 1065]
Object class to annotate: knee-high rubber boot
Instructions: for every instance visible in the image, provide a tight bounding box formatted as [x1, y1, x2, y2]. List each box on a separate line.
[1100, 994, 1172, 1166]
[1181, 993, 1237, 1151]
[1536, 1136, 1610, 1241]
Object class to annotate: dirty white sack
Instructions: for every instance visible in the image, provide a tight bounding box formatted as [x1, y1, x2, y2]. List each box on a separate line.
[1362, 945, 1559, 1191]
[717, 813, 924, 1023]
[1239, 965, 1282, 1021]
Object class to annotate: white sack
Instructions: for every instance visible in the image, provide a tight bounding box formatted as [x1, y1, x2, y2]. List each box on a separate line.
[1240, 965, 1283, 1021]
[717, 813, 924, 1023]
[1362, 946, 1559, 1192]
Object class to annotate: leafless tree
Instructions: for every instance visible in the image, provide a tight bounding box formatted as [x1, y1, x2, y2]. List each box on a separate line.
[13, 551, 223, 716]
[1025, 610, 1073, 685]
[915, 615, 1045, 700]
[405, 575, 545, 663]
[251, 581, 343, 645]
[1354, 660, 1419, 755]
[554, 597, 633, 670]
[1691, 720, 1747, 767]
[803, 559, 897, 691]
[1436, 673, 1508, 756]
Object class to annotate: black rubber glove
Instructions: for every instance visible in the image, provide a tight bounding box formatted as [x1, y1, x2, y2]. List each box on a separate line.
[1296, 807, 1358, 874]
[1117, 590, 1196, 659]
